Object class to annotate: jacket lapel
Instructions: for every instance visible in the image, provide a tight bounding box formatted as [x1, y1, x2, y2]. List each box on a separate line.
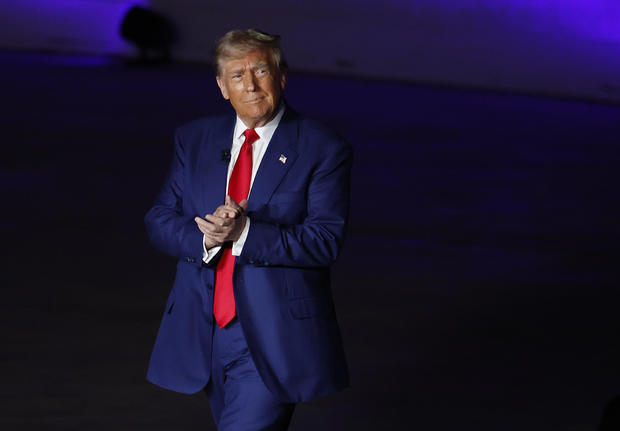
[247, 109, 299, 212]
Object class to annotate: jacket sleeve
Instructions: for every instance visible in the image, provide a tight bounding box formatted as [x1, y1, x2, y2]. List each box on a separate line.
[144, 130, 204, 267]
[238, 138, 353, 268]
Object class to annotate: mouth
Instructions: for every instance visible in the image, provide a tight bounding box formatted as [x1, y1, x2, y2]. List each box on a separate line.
[245, 97, 265, 104]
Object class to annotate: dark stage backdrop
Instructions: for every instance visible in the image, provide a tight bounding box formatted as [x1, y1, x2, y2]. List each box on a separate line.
[1, 0, 620, 102]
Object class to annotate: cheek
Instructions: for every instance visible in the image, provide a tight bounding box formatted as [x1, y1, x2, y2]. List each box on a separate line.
[263, 91, 277, 104]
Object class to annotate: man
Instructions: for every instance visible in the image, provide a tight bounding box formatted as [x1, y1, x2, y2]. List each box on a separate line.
[145, 29, 351, 430]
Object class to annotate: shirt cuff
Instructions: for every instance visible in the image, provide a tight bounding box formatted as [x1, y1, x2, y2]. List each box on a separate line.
[232, 217, 250, 256]
[202, 236, 222, 264]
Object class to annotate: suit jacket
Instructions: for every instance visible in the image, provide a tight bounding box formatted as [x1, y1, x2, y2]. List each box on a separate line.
[144, 107, 351, 403]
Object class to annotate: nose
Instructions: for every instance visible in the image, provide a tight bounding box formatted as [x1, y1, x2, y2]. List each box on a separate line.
[243, 72, 256, 92]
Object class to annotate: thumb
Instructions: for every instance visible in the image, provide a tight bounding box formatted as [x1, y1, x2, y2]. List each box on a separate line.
[239, 199, 249, 211]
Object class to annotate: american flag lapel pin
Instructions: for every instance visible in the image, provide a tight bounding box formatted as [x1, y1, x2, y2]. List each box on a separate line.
[279, 154, 287, 164]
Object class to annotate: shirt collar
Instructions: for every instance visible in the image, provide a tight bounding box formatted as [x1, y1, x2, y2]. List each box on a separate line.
[234, 104, 286, 143]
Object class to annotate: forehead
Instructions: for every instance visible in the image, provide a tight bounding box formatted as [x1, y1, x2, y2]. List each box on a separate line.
[219, 48, 273, 72]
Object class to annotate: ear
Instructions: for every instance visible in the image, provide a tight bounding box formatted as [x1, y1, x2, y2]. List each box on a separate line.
[216, 76, 230, 100]
[280, 73, 287, 91]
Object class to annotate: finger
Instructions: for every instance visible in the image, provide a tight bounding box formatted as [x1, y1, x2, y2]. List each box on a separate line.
[195, 218, 219, 234]
[196, 216, 220, 227]
[195, 217, 212, 235]
[214, 206, 239, 218]
[207, 213, 227, 226]
[195, 216, 208, 228]
[196, 217, 228, 237]
[226, 196, 246, 216]
[226, 195, 243, 210]
[214, 201, 242, 217]
[205, 214, 233, 227]
[205, 231, 226, 243]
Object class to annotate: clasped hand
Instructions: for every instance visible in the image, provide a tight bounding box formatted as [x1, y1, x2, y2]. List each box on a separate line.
[194, 195, 248, 249]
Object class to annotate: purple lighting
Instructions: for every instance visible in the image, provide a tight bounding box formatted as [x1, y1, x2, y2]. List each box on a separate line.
[0, 0, 150, 54]
[1, 0, 618, 100]
[508, 0, 620, 41]
[346, 0, 620, 41]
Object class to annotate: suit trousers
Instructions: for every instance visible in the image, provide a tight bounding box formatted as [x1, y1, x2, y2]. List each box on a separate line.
[204, 317, 296, 431]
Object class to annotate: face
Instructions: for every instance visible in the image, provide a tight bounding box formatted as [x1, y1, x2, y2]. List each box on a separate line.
[216, 49, 286, 128]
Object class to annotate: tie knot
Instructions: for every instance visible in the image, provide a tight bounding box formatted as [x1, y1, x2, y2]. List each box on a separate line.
[243, 128, 260, 146]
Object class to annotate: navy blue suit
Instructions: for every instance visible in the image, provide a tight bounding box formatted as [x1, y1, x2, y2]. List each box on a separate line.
[145, 107, 351, 404]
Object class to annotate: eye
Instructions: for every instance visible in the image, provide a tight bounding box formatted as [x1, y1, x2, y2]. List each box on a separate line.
[256, 68, 268, 76]
[232, 74, 242, 81]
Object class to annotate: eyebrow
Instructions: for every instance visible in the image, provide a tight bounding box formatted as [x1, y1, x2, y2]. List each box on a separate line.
[229, 62, 269, 74]
[227, 61, 271, 78]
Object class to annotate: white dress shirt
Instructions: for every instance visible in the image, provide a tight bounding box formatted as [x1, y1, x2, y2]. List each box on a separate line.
[202, 105, 286, 263]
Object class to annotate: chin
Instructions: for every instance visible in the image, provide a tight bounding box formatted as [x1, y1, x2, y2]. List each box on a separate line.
[251, 109, 272, 121]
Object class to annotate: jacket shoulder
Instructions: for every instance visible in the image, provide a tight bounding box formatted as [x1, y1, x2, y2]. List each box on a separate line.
[294, 114, 351, 156]
[174, 115, 234, 146]
[175, 115, 231, 138]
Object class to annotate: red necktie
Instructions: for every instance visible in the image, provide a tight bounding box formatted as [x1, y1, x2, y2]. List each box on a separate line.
[213, 128, 259, 328]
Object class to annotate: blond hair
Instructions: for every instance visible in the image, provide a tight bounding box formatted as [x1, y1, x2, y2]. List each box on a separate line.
[214, 29, 288, 76]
